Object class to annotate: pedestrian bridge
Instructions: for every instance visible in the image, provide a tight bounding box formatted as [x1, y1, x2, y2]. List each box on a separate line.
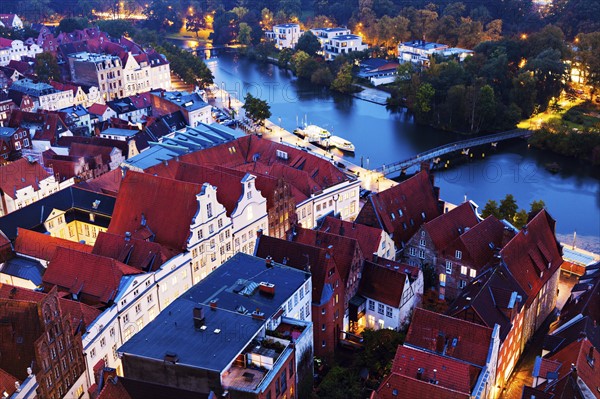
[375, 129, 532, 177]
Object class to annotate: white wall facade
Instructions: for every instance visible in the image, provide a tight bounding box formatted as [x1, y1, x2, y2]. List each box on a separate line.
[231, 174, 269, 256]
[0, 40, 42, 66]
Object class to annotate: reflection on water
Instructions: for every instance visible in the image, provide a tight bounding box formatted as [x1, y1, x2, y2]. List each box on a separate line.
[207, 50, 600, 242]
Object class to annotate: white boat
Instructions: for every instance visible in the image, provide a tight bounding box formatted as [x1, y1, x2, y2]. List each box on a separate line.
[293, 124, 331, 142]
[325, 135, 355, 152]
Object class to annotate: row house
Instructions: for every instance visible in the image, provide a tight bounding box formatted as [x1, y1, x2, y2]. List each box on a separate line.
[0, 157, 73, 216]
[316, 216, 396, 261]
[0, 38, 42, 66]
[106, 93, 152, 124]
[373, 308, 501, 399]
[42, 150, 107, 182]
[8, 110, 71, 148]
[118, 253, 313, 399]
[58, 105, 91, 135]
[255, 234, 344, 360]
[323, 34, 368, 61]
[50, 81, 103, 108]
[0, 285, 97, 399]
[87, 103, 117, 127]
[68, 52, 124, 101]
[447, 210, 563, 393]
[523, 337, 599, 399]
[357, 261, 421, 331]
[0, 97, 14, 126]
[121, 52, 152, 97]
[9, 78, 75, 111]
[56, 135, 131, 163]
[0, 126, 31, 160]
[356, 168, 443, 254]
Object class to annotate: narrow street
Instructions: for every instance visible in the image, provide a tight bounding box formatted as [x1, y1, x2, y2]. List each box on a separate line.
[500, 271, 578, 399]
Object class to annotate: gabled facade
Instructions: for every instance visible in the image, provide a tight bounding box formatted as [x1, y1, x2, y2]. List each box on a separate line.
[0, 38, 41, 66]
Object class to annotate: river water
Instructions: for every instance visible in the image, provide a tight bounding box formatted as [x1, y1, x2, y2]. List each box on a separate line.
[204, 50, 600, 251]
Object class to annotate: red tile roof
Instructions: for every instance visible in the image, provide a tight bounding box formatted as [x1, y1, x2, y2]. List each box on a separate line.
[88, 103, 109, 115]
[405, 308, 494, 367]
[391, 345, 480, 395]
[0, 157, 53, 196]
[69, 142, 118, 164]
[373, 372, 469, 399]
[358, 261, 407, 307]
[77, 168, 123, 196]
[293, 227, 362, 286]
[42, 247, 141, 305]
[14, 228, 92, 261]
[357, 171, 441, 246]
[317, 216, 389, 260]
[500, 210, 563, 306]
[255, 234, 337, 304]
[0, 284, 101, 333]
[423, 202, 479, 251]
[444, 216, 510, 270]
[108, 171, 202, 253]
[97, 378, 133, 399]
[0, 368, 18, 397]
[92, 231, 171, 271]
[546, 338, 600, 397]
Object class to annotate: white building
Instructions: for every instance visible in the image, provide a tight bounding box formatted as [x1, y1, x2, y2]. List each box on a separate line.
[9, 78, 75, 111]
[323, 34, 368, 61]
[398, 40, 473, 66]
[270, 23, 302, 50]
[0, 38, 41, 66]
[0, 14, 24, 30]
[0, 158, 74, 216]
[68, 52, 124, 101]
[310, 27, 351, 47]
[122, 52, 152, 97]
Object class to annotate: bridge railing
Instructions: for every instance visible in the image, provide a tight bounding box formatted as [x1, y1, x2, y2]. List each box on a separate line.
[375, 129, 530, 174]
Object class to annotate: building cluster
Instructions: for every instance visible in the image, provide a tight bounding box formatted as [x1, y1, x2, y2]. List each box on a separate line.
[0, 14, 594, 399]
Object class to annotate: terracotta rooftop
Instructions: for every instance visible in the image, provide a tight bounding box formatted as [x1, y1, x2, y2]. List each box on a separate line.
[0, 284, 101, 334]
[500, 210, 563, 306]
[545, 338, 600, 397]
[0, 157, 53, 196]
[14, 227, 92, 261]
[42, 247, 141, 305]
[373, 371, 470, 399]
[422, 202, 479, 251]
[0, 367, 18, 398]
[405, 308, 494, 367]
[356, 170, 442, 247]
[88, 103, 109, 115]
[77, 168, 123, 196]
[92, 231, 172, 272]
[317, 216, 390, 260]
[358, 261, 407, 307]
[391, 345, 480, 395]
[108, 171, 203, 253]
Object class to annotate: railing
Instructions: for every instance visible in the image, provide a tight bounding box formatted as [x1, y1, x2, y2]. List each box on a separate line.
[375, 129, 532, 176]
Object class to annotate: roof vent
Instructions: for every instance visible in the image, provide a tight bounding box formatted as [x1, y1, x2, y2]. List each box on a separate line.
[251, 309, 265, 320]
[164, 352, 178, 363]
[209, 299, 218, 310]
[265, 256, 273, 268]
[193, 306, 205, 330]
[214, 328, 221, 334]
[416, 368, 424, 380]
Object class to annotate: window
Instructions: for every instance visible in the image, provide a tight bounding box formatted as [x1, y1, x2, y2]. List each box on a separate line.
[459, 280, 466, 289]
[100, 337, 106, 348]
[386, 306, 393, 318]
[419, 238, 426, 246]
[109, 327, 115, 338]
[439, 273, 446, 286]
[300, 307, 304, 320]
[455, 250, 462, 259]
[409, 247, 417, 256]
[123, 314, 129, 323]
[469, 268, 477, 278]
[136, 317, 144, 330]
[135, 304, 141, 314]
[207, 203, 213, 218]
[218, 219, 223, 228]
[421, 230, 425, 237]
[368, 300, 375, 311]
[460, 266, 468, 275]
[197, 229, 203, 240]
[208, 224, 214, 234]
[23, 138, 29, 147]
[305, 302, 310, 317]
[418, 250, 425, 259]
[299, 288, 304, 300]
[322, 340, 326, 347]
[445, 261, 452, 274]
[147, 294, 153, 303]
[90, 348, 96, 358]
[378, 303, 384, 315]
[112, 344, 118, 360]
[294, 292, 298, 306]
[288, 300, 293, 312]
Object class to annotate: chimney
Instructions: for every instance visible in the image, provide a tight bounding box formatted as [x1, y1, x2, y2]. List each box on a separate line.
[372, 253, 378, 263]
[416, 368, 424, 380]
[124, 231, 131, 241]
[193, 306, 205, 330]
[256, 229, 263, 238]
[209, 299, 218, 310]
[251, 309, 265, 320]
[570, 363, 577, 379]
[265, 256, 273, 268]
[259, 282, 275, 296]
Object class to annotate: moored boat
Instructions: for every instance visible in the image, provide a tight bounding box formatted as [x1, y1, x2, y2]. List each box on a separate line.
[293, 124, 331, 142]
[325, 135, 355, 152]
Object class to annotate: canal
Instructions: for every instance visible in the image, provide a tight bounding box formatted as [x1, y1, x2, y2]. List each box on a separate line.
[204, 50, 600, 250]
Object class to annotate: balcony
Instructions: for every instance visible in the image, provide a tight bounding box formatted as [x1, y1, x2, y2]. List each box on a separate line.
[222, 337, 291, 393]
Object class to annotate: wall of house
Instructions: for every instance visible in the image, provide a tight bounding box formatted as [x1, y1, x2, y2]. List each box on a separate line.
[0, 271, 38, 289]
[496, 309, 524, 389]
[188, 105, 212, 127]
[231, 175, 268, 257]
[312, 180, 360, 224]
[150, 64, 171, 91]
[38, 90, 74, 111]
[2, 175, 67, 216]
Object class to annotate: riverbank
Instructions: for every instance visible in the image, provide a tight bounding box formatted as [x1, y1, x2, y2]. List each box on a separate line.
[207, 84, 398, 193]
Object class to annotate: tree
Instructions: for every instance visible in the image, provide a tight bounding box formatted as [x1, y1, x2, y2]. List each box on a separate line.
[317, 367, 362, 399]
[330, 63, 354, 94]
[143, 0, 182, 32]
[238, 22, 252, 45]
[34, 52, 60, 82]
[291, 50, 318, 79]
[242, 93, 271, 127]
[499, 194, 518, 221]
[295, 31, 321, 57]
[513, 209, 529, 229]
[57, 18, 87, 34]
[278, 48, 293, 69]
[415, 83, 435, 120]
[356, 329, 405, 377]
[576, 32, 600, 100]
[530, 199, 546, 213]
[481, 199, 501, 219]
[311, 67, 334, 86]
